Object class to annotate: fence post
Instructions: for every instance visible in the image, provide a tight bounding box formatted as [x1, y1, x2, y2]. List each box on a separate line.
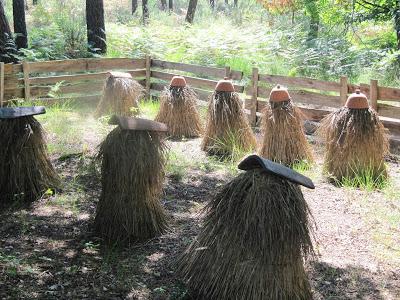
[0, 62, 4, 107]
[22, 61, 30, 100]
[340, 76, 348, 105]
[145, 55, 151, 99]
[224, 66, 231, 79]
[370, 79, 378, 111]
[250, 67, 258, 126]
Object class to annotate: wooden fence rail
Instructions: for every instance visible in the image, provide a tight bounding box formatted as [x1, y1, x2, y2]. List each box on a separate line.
[1, 57, 399, 151]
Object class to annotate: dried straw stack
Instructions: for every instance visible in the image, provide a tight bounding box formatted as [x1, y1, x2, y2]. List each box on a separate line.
[95, 72, 144, 117]
[0, 107, 59, 207]
[259, 85, 313, 166]
[155, 76, 202, 138]
[179, 155, 315, 300]
[94, 116, 169, 245]
[318, 89, 388, 182]
[202, 78, 256, 156]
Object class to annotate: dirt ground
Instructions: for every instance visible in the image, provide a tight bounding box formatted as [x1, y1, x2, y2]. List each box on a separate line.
[0, 126, 399, 299]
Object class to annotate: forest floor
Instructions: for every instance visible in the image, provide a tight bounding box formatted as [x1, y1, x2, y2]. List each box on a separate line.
[0, 102, 399, 300]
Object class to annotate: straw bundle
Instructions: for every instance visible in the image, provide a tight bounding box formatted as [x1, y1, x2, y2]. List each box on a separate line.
[201, 91, 256, 156]
[95, 72, 144, 117]
[179, 168, 314, 299]
[260, 100, 313, 166]
[318, 107, 388, 181]
[155, 86, 202, 138]
[94, 126, 169, 245]
[0, 117, 59, 206]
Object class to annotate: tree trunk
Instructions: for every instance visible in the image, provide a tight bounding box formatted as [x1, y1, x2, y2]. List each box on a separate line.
[168, 0, 173, 11]
[86, 0, 106, 54]
[13, 0, 28, 49]
[305, 0, 319, 43]
[132, 0, 137, 14]
[142, 0, 149, 24]
[0, 1, 18, 63]
[185, 0, 198, 24]
[395, 0, 400, 50]
[33, 0, 38, 5]
[234, 0, 238, 7]
[160, 0, 167, 10]
[225, 0, 228, 4]
[210, 0, 215, 10]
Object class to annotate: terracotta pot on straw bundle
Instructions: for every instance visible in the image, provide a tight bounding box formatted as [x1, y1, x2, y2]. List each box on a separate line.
[95, 71, 144, 117]
[0, 107, 59, 208]
[201, 78, 256, 156]
[318, 89, 388, 183]
[94, 116, 169, 245]
[259, 85, 313, 166]
[179, 154, 315, 300]
[155, 76, 202, 138]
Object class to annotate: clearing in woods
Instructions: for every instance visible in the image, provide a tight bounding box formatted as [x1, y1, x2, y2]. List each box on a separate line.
[0, 101, 399, 299]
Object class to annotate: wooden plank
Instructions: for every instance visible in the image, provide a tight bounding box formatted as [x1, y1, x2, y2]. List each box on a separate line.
[340, 76, 348, 104]
[26, 70, 146, 85]
[370, 79, 378, 111]
[151, 70, 244, 92]
[4, 63, 22, 74]
[258, 74, 341, 92]
[250, 67, 258, 126]
[28, 58, 146, 74]
[378, 86, 400, 102]
[150, 82, 212, 101]
[152, 59, 226, 78]
[37, 95, 101, 105]
[0, 62, 4, 107]
[381, 117, 400, 136]
[257, 86, 341, 108]
[378, 103, 400, 119]
[145, 56, 151, 98]
[22, 61, 30, 100]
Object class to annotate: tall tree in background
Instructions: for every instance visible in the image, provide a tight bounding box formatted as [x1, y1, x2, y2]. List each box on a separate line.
[169, 0, 173, 11]
[160, 0, 167, 10]
[0, 1, 18, 63]
[186, 0, 198, 23]
[33, 0, 38, 5]
[305, 0, 319, 43]
[132, 0, 138, 14]
[210, 0, 215, 10]
[86, 0, 106, 54]
[13, 0, 28, 49]
[142, 0, 149, 24]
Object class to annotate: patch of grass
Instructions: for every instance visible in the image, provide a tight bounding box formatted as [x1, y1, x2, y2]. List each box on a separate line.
[166, 150, 190, 182]
[338, 165, 388, 191]
[138, 99, 160, 120]
[292, 160, 319, 181]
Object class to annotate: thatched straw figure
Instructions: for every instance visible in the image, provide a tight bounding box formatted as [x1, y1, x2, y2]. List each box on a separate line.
[94, 116, 169, 245]
[0, 107, 59, 208]
[318, 89, 388, 183]
[179, 154, 315, 300]
[259, 85, 313, 166]
[95, 71, 144, 117]
[155, 76, 202, 138]
[202, 78, 256, 156]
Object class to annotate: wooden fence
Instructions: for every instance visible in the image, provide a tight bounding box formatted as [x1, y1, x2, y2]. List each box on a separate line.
[0, 57, 399, 150]
[245, 67, 400, 150]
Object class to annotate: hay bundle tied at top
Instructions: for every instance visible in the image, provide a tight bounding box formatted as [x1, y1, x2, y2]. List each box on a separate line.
[0, 107, 59, 207]
[94, 116, 169, 245]
[318, 90, 388, 183]
[179, 155, 315, 300]
[260, 85, 313, 166]
[202, 79, 256, 156]
[95, 72, 144, 117]
[155, 76, 202, 138]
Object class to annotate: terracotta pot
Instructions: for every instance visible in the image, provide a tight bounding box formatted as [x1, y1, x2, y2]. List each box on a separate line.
[269, 85, 291, 102]
[215, 78, 235, 92]
[170, 76, 187, 87]
[107, 71, 132, 79]
[345, 89, 369, 109]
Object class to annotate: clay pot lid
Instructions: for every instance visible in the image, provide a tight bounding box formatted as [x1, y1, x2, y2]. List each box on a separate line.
[215, 78, 235, 92]
[170, 76, 187, 87]
[345, 89, 369, 109]
[269, 84, 291, 102]
[107, 71, 132, 79]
